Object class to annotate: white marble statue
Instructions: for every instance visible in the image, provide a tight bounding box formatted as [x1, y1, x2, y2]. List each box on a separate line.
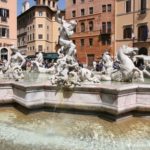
[56, 10, 77, 58]
[49, 9, 102, 87]
[111, 45, 144, 82]
[4, 47, 25, 81]
[35, 51, 43, 67]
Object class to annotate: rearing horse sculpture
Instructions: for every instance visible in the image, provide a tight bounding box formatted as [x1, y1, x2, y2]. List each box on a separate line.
[115, 45, 144, 82]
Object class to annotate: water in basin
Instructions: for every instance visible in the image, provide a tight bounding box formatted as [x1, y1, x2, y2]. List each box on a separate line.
[0, 107, 149, 150]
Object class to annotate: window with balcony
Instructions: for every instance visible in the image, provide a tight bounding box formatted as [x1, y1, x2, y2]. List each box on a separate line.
[89, 7, 93, 14]
[123, 26, 132, 39]
[126, 0, 131, 13]
[140, 0, 147, 14]
[81, 9, 85, 16]
[138, 24, 148, 41]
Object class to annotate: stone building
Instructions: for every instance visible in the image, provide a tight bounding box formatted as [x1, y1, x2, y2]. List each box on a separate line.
[66, 0, 115, 66]
[115, 0, 150, 56]
[17, 0, 60, 56]
[0, 0, 17, 60]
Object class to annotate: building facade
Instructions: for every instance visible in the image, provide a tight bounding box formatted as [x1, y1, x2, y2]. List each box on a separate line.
[66, 0, 115, 66]
[115, 0, 150, 56]
[0, 0, 17, 60]
[17, 0, 60, 56]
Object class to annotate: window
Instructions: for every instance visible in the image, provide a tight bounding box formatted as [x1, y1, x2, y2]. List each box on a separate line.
[74, 27, 76, 33]
[89, 7, 93, 14]
[81, 39, 84, 46]
[89, 38, 93, 46]
[43, 0, 46, 5]
[126, 0, 131, 13]
[123, 26, 132, 39]
[33, 33, 35, 40]
[107, 22, 111, 33]
[138, 25, 148, 41]
[38, 34, 43, 39]
[81, 9, 85, 16]
[0, 8, 9, 22]
[53, 1, 55, 7]
[102, 5, 106, 12]
[140, 0, 147, 14]
[38, 45, 43, 51]
[47, 34, 49, 40]
[102, 22, 106, 33]
[89, 21, 93, 31]
[72, 0, 76, 4]
[101, 34, 111, 45]
[30, 34, 32, 41]
[81, 0, 84, 3]
[73, 40, 76, 44]
[39, 11, 43, 16]
[72, 10, 76, 17]
[1, 0, 7, 2]
[38, 24, 43, 28]
[81, 22, 85, 32]
[48, 0, 50, 6]
[107, 4, 112, 12]
[0, 28, 9, 38]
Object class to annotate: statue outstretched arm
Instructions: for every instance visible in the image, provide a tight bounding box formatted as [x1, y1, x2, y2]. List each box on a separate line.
[17, 52, 26, 67]
[55, 9, 62, 24]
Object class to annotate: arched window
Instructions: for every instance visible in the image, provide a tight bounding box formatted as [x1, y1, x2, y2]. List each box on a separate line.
[81, 22, 85, 32]
[1, 48, 8, 60]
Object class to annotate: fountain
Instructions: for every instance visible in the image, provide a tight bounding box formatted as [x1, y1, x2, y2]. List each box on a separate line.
[0, 9, 149, 120]
[0, 8, 149, 150]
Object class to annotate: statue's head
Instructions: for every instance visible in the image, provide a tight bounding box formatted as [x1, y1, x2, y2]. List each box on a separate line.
[10, 46, 18, 54]
[69, 20, 77, 29]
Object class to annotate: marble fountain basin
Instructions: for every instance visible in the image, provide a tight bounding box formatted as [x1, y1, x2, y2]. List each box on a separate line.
[0, 72, 149, 120]
[0, 107, 149, 150]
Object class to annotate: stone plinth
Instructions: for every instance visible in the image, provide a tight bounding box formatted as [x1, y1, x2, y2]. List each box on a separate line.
[0, 82, 150, 120]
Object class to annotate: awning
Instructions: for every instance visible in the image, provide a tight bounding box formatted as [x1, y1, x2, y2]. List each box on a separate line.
[43, 53, 59, 60]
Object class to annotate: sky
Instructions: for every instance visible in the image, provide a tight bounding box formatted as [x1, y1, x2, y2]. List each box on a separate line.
[17, 0, 66, 15]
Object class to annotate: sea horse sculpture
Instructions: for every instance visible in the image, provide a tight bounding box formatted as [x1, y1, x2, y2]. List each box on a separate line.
[112, 45, 144, 82]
